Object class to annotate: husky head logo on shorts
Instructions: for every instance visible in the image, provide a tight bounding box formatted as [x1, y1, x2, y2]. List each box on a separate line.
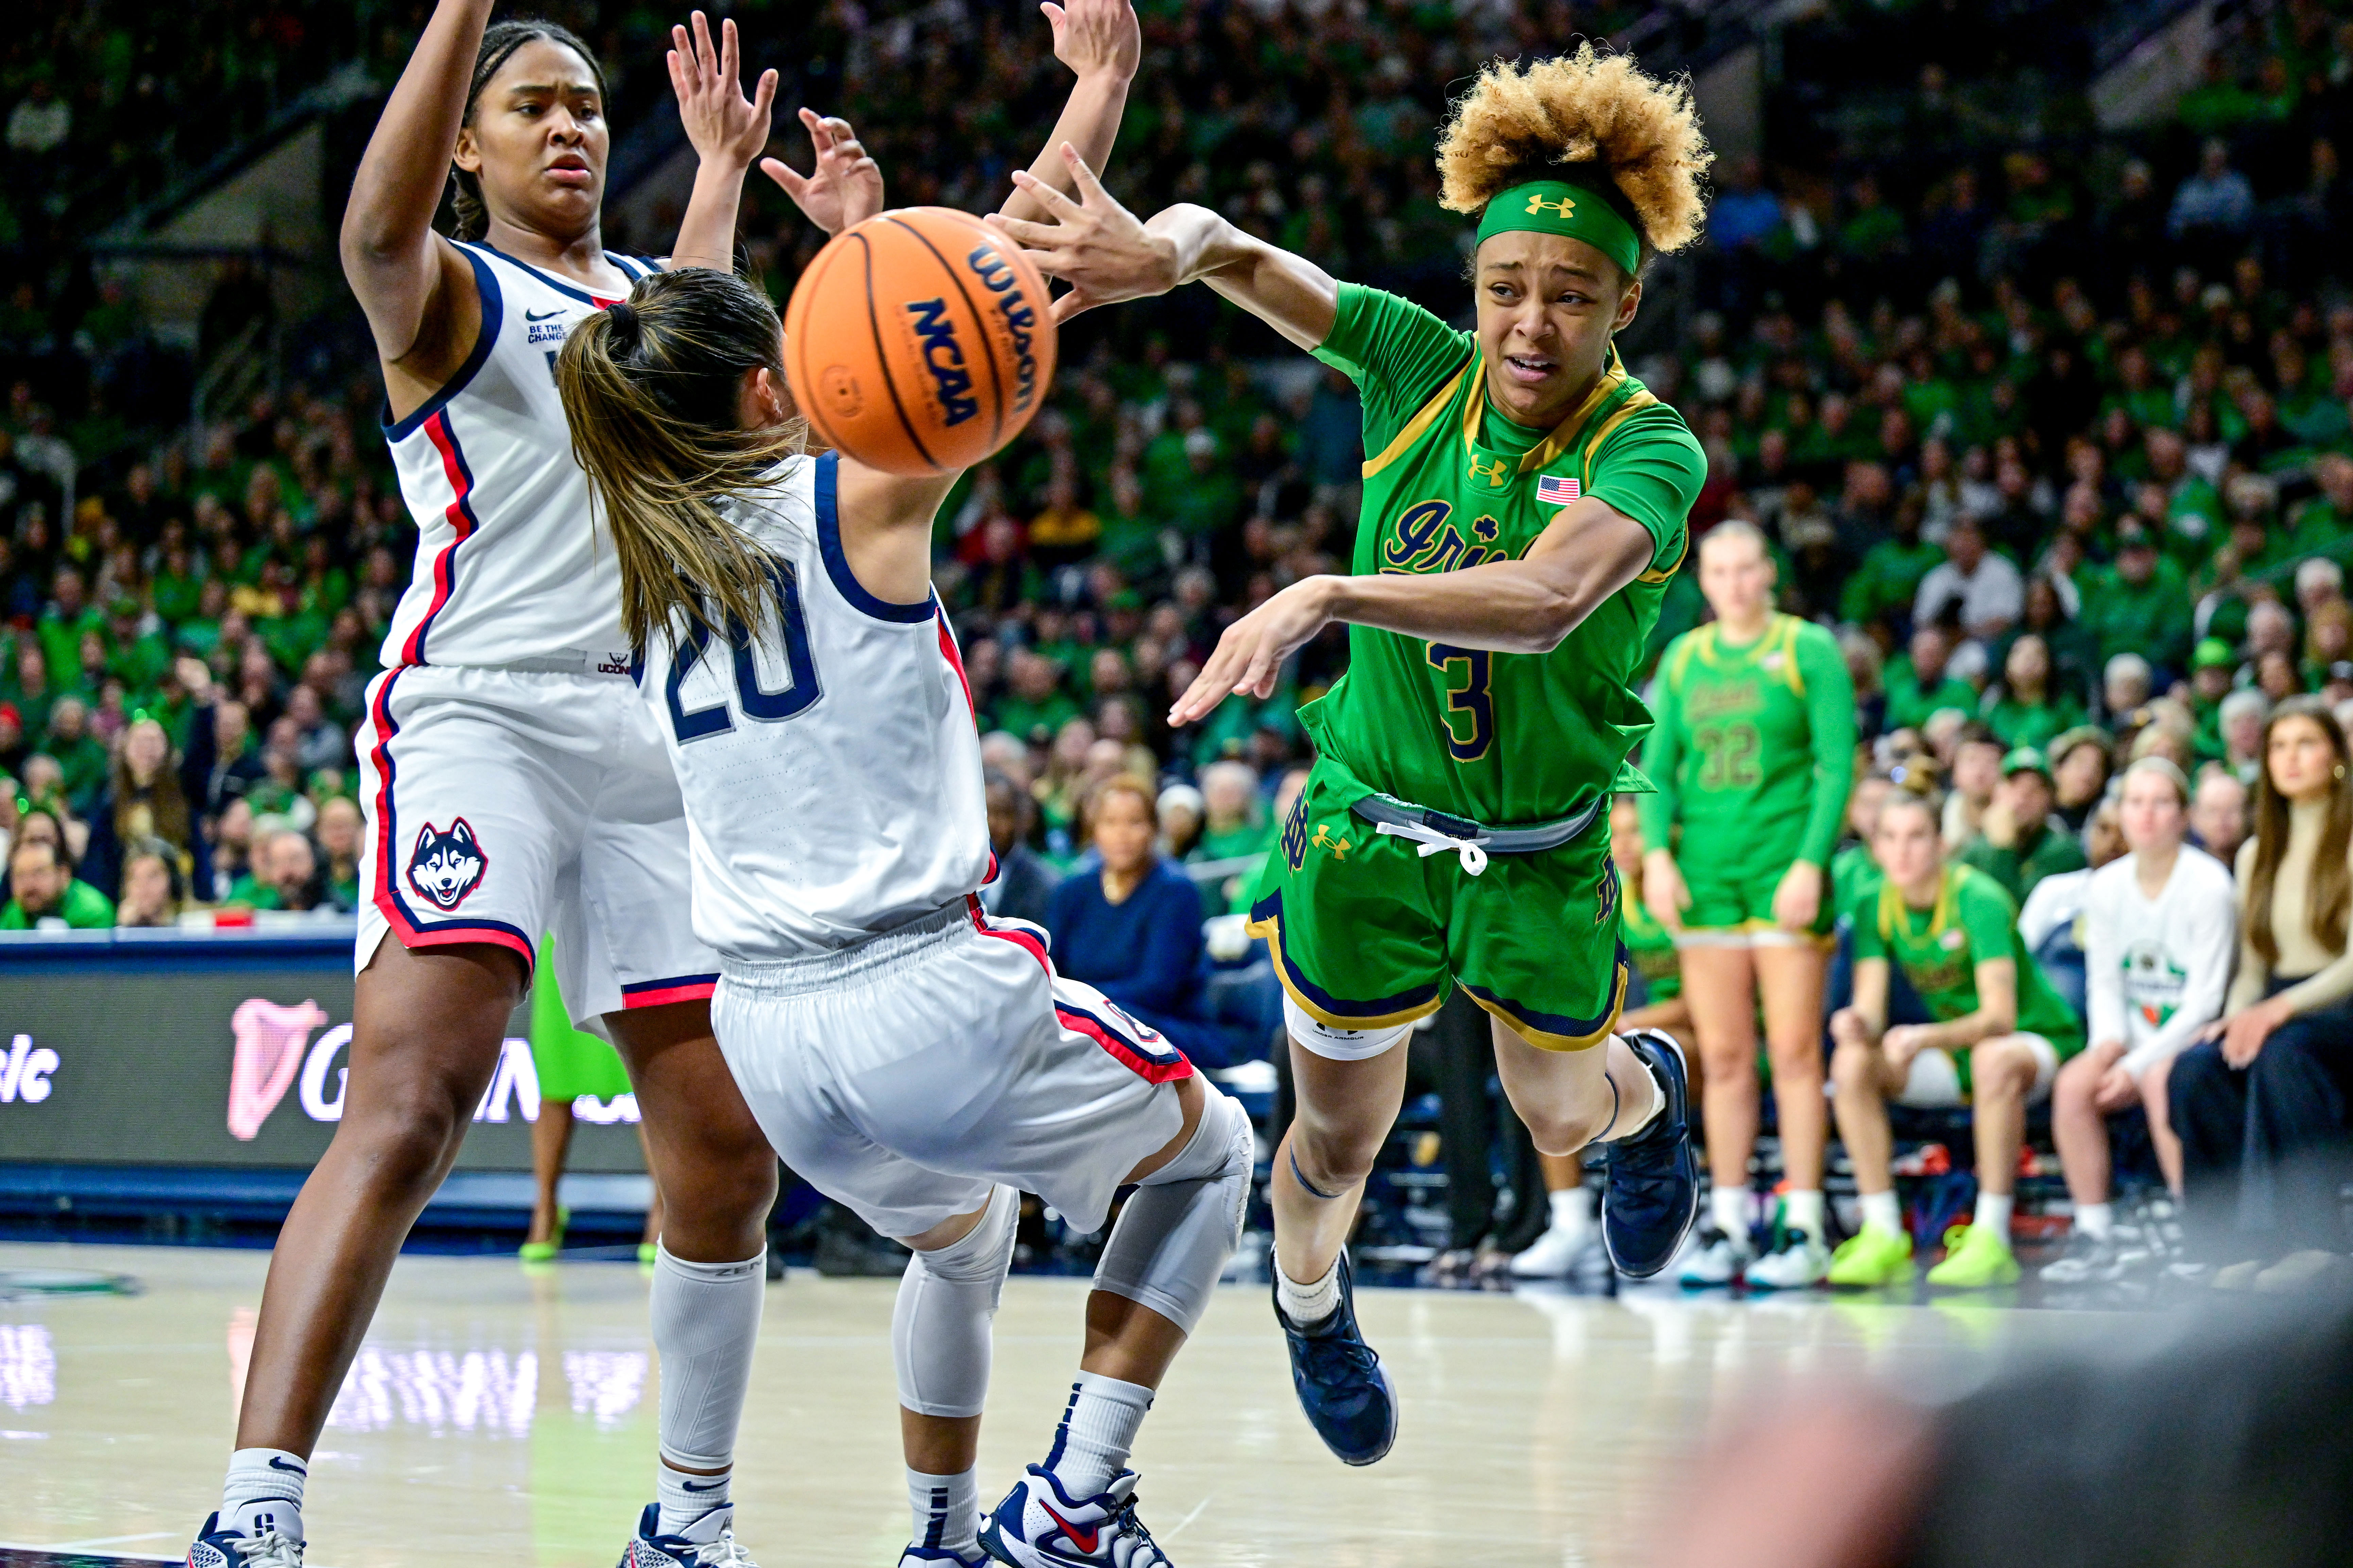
[407, 818, 488, 911]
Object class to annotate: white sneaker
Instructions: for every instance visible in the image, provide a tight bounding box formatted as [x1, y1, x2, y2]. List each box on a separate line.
[1743, 1228, 1830, 1289]
[620, 1504, 759, 1568]
[1676, 1224, 1751, 1287]
[1509, 1216, 1596, 1277]
[188, 1514, 302, 1568]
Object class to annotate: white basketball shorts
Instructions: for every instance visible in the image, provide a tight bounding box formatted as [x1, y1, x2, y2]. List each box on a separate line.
[711, 900, 1193, 1239]
[1896, 1033, 2061, 1108]
[355, 664, 717, 1029]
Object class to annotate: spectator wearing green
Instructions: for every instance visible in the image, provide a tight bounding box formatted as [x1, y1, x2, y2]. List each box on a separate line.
[1980, 633, 2085, 751]
[1163, 427, 1244, 540]
[34, 566, 103, 687]
[1838, 499, 1941, 631]
[226, 827, 323, 912]
[2140, 429, 2222, 562]
[989, 647, 1083, 745]
[1958, 748, 2088, 904]
[2186, 637, 2237, 761]
[0, 640, 63, 739]
[1883, 624, 1979, 734]
[2290, 453, 2353, 569]
[1831, 773, 1891, 921]
[2084, 522, 2193, 676]
[41, 697, 109, 813]
[1, 837, 114, 929]
[103, 597, 174, 698]
[1189, 760, 1272, 862]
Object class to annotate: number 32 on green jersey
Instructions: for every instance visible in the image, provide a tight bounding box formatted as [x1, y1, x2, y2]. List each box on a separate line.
[1425, 642, 1494, 761]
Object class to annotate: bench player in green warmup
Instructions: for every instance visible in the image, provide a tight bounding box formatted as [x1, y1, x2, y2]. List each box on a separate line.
[1642, 521, 1855, 1289]
[993, 47, 1711, 1462]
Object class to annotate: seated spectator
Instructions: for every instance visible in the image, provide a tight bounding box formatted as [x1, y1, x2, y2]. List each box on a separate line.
[81, 717, 201, 903]
[1826, 788, 2088, 1289]
[977, 769, 1059, 927]
[1191, 761, 1268, 861]
[1884, 624, 1979, 735]
[229, 826, 325, 913]
[2049, 725, 2113, 834]
[1046, 776, 1253, 1069]
[1941, 724, 2005, 849]
[2220, 689, 2270, 782]
[2087, 523, 2194, 678]
[207, 796, 257, 903]
[2168, 137, 2256, 255]
[1981, 634, 2084, 751]
[114, 840, 185, 929]
[1913, 515, 2023, 644]
[41, 696, 107, 814]
[2191, 763, 2250, 865]
[1961, 747, 2089, 902]
[2170, 697, 2353, 1279]
[313, 796, 363, 913]
[2, 836, 114, 929]
[1156, 783, 1204, 860]
[2043, 760, 2236, 1284]
[2102, 652, 2155, 724]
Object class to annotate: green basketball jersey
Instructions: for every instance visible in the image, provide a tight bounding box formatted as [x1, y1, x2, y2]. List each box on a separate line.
[1621, 887, 1682, 1002]
[1301, 284, 1705, 825]
[1641, 615, 1857, 872]
[1852, 864, 2085, 1055]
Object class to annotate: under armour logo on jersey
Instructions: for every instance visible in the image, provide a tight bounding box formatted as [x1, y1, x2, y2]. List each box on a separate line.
[407, 818, 488, 911]
[1310, 823, 1355, 860]
[1466, 455, 1511, 489]
[1525, 192, 1576, 218]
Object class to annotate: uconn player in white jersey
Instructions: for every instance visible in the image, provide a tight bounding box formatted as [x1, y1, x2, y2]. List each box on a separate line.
[186, 4, 1145, 1567]
[559, 268, 1250, 1568]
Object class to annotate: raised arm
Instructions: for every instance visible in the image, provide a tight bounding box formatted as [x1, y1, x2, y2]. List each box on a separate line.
[339, 0, 492, 375]
[994, 154, 1338, 344]
[996, 0, 1139, 224]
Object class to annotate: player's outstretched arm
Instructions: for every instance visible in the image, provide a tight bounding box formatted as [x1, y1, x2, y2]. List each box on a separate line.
[990, 146, 1337, 345]
[995, 0, 1139, 224]
[340, 0, 493, 372]
[1166, 498, 1655, 725]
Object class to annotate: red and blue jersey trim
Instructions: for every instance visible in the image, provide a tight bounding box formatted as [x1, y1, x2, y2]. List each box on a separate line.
[964, 896, 1192, 1084]
[364, 669, 536, 970]
[398, 411, 482, 667]
[620, 973, 721, 1009]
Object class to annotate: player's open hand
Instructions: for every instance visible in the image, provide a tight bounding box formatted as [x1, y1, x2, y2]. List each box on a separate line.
[670, 12, 777, 173]
[1770, 859, 1823, 931]
[1642, 849, 1688, 933]
[1168, 576, 1336, 727]
[1043, 0, 1140, 85]
[763, 108, 884, 235]
[988, 145, 1177, 323]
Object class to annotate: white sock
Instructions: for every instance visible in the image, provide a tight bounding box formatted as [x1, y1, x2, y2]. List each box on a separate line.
[1860, 1190, 1903, 1237]
[1973, 1191, 2014, 1238]
[908, 1466, 980, 1555]
[1782, 1189, 1826, 1241]
[1045, 1373, 1153, 1497]
[651, 1244, 765, 1536]
[656, 1462, 731, 1538]
[1548, 1185, 1592, 1235]
[2075, 1201, 2114, 1240]
[1274, 1253, 1342, 1325]
[222, 1448, 307, 1541]
[1604, 1035, 1664, 1140]
[1710, 1183, 1750, 1239]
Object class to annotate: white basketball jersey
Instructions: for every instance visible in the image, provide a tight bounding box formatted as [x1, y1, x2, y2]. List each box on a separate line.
[638, 451, 994, 962]
[380, 241, 653, 672]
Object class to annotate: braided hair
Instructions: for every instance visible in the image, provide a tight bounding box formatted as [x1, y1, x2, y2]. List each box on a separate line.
[447, 19, 606, 242]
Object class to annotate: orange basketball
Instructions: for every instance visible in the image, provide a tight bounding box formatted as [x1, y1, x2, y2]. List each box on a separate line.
[784, 206, 1058, 477]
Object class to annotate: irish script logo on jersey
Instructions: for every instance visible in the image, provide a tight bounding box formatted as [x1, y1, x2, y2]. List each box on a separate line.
[1536, 474, 1581, 505]
[407, 818, 488, 911]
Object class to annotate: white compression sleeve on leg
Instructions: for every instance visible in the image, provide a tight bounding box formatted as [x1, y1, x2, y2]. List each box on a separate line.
[893, 1184, 1018, 1419]
[652, 1244, 768, 1472]
[1092, 1091, 1254, 1337]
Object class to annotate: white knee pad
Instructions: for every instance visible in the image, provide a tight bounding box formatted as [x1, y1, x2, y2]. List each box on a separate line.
[651, 1244, 767, 1471]
[1093, 1090, 1255, 1337]
[892, 1183, 1018, 1419]
[1284, 995, 1413, 1060]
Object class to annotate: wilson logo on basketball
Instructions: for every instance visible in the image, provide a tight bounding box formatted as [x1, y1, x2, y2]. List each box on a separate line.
[967, 243, 1041, 416]
[905, 297, 981, 427]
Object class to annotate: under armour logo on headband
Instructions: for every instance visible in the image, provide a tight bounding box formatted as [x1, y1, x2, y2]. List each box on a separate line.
[1525, 192, 1576, 218]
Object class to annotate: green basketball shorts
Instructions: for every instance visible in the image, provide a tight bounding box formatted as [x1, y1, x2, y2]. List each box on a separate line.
[1675, 848, 1838, 949]
[1244, 759, 1628, 1052]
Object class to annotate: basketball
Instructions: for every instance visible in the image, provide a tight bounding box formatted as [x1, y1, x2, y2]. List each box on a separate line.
[784, 206, 1058, 476]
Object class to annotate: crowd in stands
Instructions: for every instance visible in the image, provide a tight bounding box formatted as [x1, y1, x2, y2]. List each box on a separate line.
[1, 0, 2349, 1268]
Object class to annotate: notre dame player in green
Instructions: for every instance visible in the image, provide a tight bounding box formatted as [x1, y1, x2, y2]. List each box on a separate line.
[996, 46, 1712, 1461]
[1641, 520, 1856, 1289]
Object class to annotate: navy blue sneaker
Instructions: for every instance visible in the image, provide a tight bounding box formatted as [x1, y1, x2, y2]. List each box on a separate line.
[187, 1512, 303, 1568]
[618, 1502, 759, 1568]
[1272, 1250, 1398, 1465]
[1602, 1030, 1699, 1278]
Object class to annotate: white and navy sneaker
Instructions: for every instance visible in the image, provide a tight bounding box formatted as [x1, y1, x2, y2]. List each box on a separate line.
[981, 1466, 1169, 1567]
[2039, 1230, 2151, 1285]
[1743, 1228, 1831, 1290]
[1676, 1224, 1751, 1287]
[188, 1513, 303, 1568]
[900, 1546, 989, 1567]
[1508, 1210, 1597, 1278]
[618, 1503, 759, 1568]
[1602, 1030, 1700, 1278]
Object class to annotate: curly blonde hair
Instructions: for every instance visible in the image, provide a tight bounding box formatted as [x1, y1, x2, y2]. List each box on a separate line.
[1436, 45, 1713, 260]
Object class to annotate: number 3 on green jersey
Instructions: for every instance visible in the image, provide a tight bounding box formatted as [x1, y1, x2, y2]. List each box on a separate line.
[1425, 643, 1494, 761]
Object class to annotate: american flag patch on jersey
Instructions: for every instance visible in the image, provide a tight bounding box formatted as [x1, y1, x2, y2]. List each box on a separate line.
[1536, 474, 1581, 505]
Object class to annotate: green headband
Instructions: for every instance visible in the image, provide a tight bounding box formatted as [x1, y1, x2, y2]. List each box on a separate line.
[1475, 178, 1642, 278]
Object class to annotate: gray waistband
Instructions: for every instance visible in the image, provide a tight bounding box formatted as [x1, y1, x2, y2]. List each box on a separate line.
[718, 902, 969, 997]
[1348, 790, 1606, 854]
[429, 649, 630, 677]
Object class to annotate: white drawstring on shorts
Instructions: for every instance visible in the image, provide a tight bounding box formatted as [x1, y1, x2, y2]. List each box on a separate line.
[1374, 818, 1489, 875]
